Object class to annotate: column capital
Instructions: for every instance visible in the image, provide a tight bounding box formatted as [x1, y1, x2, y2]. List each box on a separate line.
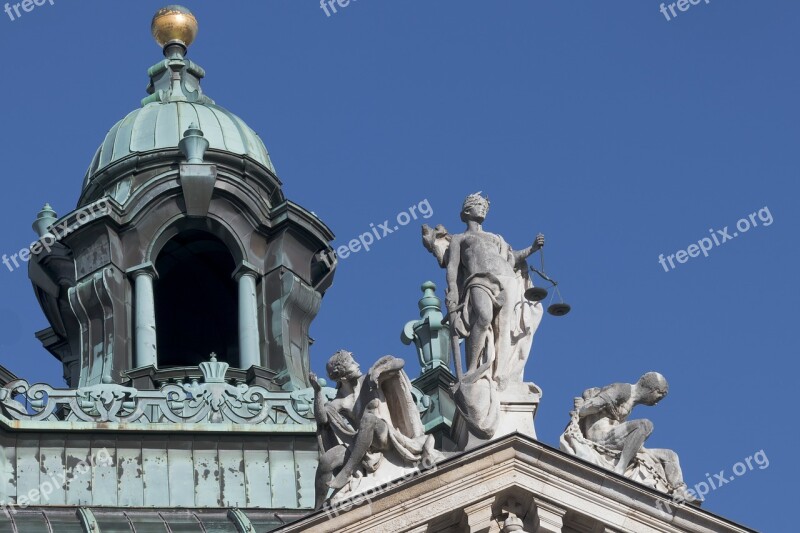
[232, 261, 260, 281]
[458, 497, 496, 533]
[127, 261, 159, 280]
[535, 499, 567, 533]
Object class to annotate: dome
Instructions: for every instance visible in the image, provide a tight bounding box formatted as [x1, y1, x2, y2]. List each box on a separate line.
[84, 101, 275, 186]
[82, 11, 277, 191]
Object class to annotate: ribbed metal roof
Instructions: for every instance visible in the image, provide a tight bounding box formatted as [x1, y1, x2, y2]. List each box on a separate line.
[84, 101, 275, 187]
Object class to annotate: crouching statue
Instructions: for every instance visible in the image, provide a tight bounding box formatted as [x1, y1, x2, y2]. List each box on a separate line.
[311, 350, 443, 508]
[560, 372, 697, 503]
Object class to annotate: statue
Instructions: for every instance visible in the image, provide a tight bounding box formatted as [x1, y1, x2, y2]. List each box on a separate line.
[311, 350, 443, 508]
[422, 192, 545, 439]
[560, 372, 697, 503]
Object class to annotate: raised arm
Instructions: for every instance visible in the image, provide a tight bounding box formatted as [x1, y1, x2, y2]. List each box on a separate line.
[309, 372, 329, 426]
[512, 233, 545, 265]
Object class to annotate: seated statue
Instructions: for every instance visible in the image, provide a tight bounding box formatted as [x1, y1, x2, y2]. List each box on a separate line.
[560, 372, 697, 503]
[311, 350, 443, 508]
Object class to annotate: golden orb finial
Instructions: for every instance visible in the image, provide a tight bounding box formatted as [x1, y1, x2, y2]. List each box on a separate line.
[151, 5, 198, 48]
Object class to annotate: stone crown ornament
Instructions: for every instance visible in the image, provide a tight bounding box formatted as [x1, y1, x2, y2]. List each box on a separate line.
[199, 352, 228, 383]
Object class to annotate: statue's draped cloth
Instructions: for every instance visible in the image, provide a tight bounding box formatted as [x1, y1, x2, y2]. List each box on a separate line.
[452, 265, 543, 439]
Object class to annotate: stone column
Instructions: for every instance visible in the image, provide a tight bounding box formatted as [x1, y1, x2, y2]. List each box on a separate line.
[234, 262, 261, 369]
[130, 264, 158, 369]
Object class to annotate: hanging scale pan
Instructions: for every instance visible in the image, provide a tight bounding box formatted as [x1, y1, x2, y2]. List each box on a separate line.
[524, 286, 548, 302]
[548, 302, 571, 316]
[527, 249, 571, 317]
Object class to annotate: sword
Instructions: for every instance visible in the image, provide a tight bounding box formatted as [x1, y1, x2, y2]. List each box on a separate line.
[443, 302, 464, 382]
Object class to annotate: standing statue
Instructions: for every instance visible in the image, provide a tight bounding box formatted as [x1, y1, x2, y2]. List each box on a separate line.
[311, 350, 442, 508]
[560, 372, 697, 503]
[422, 192, 545, 439]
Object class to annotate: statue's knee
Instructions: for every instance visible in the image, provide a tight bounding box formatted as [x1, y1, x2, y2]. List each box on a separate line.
[638, 419, 654, 436]
[320, 446, 346, 473]
[472, 314, 492, 330]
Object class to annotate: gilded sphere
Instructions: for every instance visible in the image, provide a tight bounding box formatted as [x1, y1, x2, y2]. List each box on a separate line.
[151, 5, 198, 47]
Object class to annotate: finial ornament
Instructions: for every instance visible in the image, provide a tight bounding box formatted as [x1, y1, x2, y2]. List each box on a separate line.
[151, 5, 199, 49]
[179, 123, 209, 163]
[401, 281, 451, 372]
[143, 8, 213, 106]
[32, 203, 58, 238]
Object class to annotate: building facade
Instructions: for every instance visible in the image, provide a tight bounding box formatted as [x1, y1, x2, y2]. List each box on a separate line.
[0, 6, 759, 533]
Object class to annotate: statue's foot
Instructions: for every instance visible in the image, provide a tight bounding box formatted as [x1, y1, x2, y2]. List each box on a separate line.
[495, 375, 509, 392]
[327, 471, 350, 490]
[674, 484, 700, 504]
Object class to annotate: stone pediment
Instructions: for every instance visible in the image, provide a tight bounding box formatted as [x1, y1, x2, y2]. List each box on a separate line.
[276, 434, 757, 533]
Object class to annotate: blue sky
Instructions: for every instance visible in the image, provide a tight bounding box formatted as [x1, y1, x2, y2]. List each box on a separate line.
[0, 1, 796, 530]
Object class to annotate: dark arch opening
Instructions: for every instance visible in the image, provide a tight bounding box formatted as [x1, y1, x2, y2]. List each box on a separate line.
[154, 230, 239, 368]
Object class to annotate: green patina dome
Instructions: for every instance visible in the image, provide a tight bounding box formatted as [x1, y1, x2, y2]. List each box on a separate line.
[83, 23, 275, 189]
[84, 101, 275, 185]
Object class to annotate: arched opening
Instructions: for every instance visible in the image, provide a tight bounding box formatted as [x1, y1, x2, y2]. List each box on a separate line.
[154, 230, 239, 368]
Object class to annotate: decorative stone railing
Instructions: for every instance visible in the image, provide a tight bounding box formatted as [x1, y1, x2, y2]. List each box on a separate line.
[0, 355, 322, 427]
[0, 354, 432, 429]
[0, 380, 320, 426]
